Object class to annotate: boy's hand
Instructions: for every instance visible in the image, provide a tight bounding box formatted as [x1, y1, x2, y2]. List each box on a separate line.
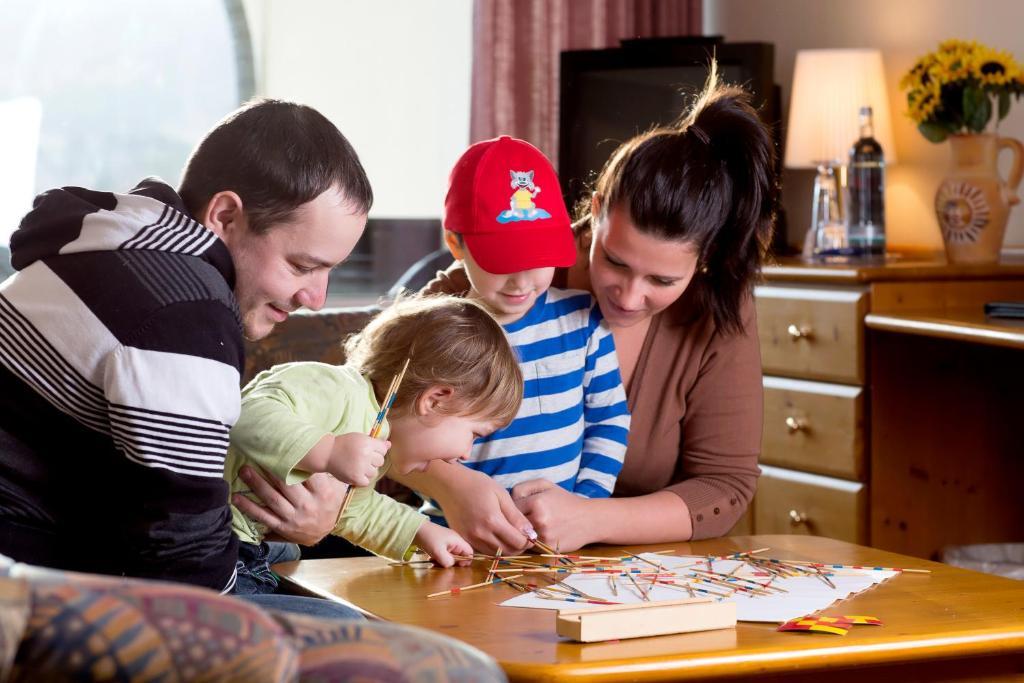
[413, 521, 474, 568]
[330, 433, 389, 486]
[393, 463, 534, 555]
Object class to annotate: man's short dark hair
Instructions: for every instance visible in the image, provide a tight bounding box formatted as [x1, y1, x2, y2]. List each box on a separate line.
[179, 98, 373, 233]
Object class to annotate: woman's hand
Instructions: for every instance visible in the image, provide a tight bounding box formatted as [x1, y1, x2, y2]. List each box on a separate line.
[413, 521, 474, 568]
[511, 479, 599, 552]
[424, 464, 535, 554]
[232, 465, 347, 546]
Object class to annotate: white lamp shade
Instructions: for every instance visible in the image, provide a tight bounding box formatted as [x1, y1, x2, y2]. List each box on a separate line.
[784, 49, 896, 169]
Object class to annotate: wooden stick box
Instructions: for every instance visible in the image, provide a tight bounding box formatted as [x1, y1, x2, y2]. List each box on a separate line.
[555, 598, 737, 643]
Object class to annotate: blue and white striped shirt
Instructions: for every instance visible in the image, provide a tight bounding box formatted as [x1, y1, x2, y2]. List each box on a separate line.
[465, 287, 629, 498]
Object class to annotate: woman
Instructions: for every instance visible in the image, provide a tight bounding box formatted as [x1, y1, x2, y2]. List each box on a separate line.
[242, 64, 776, 553]
[398, 64, 775, 552]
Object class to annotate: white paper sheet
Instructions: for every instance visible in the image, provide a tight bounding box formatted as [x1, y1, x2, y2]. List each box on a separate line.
[499, 553, 897, 622]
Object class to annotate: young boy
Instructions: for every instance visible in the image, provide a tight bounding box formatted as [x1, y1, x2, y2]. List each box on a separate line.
[431, 135, 630, 501]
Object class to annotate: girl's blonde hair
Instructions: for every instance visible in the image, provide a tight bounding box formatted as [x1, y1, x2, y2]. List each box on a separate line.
[344, 295, 523, 426]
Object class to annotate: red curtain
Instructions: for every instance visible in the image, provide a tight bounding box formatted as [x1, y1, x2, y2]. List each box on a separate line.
[470, 0, 703, 167]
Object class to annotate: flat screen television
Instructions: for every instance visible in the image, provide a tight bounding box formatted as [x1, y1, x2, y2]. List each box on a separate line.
[558, 36, 783, 241]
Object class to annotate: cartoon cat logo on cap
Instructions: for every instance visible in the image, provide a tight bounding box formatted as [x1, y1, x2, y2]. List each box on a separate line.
[498, 170, 552, 224]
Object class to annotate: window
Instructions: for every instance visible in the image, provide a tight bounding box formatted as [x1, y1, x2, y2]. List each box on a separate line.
[0, 0, 253, 274]
[1, 0, 472, 303]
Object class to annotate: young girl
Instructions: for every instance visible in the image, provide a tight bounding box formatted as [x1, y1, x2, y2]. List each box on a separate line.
[225, 295, 523, 595]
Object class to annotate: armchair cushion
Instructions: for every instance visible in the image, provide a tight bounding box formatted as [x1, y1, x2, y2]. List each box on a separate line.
[244, 306, 381, 385]
[0, 572, 28, 682]
[1, 554, 506, 682]
[5, 557, 298, 682]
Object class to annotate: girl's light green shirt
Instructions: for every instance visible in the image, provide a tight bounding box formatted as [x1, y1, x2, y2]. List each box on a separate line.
[225, 362, 425, 559]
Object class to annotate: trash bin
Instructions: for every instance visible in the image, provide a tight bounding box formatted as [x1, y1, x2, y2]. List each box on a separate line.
[941, 543, 1024, 580]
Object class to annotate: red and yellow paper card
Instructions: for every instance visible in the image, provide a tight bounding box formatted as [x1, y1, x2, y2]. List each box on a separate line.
[778, 615, 883, 636]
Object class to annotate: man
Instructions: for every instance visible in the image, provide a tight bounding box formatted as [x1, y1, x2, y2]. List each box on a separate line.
[0, 99, 370, 593]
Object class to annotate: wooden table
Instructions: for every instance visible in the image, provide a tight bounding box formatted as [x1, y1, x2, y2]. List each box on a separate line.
[276, 535, 1024, 682]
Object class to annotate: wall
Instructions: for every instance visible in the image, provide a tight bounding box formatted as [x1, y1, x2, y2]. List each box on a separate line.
[243, 0, 472, 219]
[705, 0, 1024, 252]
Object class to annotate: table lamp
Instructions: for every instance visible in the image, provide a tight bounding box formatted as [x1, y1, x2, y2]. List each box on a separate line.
[784, 49, 896, 256]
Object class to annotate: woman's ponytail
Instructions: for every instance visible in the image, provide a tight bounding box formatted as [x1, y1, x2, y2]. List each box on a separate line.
[579, 60, 778, 334]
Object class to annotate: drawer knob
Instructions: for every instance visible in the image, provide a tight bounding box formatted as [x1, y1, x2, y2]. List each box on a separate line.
[787, 323, 813, 340]
[785, 416, 808, 433]
[788, 509, 808, 526]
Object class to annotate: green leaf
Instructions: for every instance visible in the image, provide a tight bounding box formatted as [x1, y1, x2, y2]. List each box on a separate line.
[962, 87, 980, 122]
[998, 91, 1011, 121]
[919, 121, 949, 143]
[963, 87, 990, 132]
[974, 97, 992, 132]
[942, 84, 965, 128]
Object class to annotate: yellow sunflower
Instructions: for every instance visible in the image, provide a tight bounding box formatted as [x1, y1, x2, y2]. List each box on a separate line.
[900, 55, 937, 91]
[970, 46, 1021, 86]
[907, 84, 941, 124]
[934, 50, 971, 84]
[902, 39, 1024, 140]
[938, 38, 977, 57]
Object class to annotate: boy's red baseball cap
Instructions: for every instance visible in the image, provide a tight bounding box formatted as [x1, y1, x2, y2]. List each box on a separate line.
[443, 136, 576, 275]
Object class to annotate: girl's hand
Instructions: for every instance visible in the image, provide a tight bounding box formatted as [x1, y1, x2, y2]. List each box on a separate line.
[329, 432, 389, 486]
[413, 521, 474, 567]
[511, 478, 598, 553]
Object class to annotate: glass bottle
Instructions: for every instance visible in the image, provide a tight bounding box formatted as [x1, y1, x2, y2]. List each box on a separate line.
[847, 106, 886, 256]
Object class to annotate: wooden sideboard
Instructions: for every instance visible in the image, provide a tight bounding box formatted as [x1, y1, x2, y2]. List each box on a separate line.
[748, 256, 1024, 559]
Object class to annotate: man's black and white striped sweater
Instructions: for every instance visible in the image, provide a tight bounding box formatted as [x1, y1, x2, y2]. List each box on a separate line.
[0, 178, 242, 592]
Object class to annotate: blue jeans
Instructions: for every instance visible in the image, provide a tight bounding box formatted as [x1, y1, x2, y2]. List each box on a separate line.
[233, 540, 364, 621]
[233, 540, 300, 595]
[238, 592, 364, 620]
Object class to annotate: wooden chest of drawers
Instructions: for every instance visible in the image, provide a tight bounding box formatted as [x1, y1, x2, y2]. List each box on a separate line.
[753, 282, 869, 543]
[746, 257, 1024, 553]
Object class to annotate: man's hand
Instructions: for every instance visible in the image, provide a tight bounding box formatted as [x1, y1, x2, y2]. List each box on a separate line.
[233, 466, 347, 546]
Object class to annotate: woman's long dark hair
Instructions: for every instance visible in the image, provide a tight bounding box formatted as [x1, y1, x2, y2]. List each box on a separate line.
[575, 62, 777, 334]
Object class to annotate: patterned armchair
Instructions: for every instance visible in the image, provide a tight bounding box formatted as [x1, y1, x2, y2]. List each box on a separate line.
[0, 553, 505, 682]
[243, 306, 381, 385]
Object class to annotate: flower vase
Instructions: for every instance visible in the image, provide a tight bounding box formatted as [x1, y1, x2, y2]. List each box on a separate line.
[934, 133, 1023, 264]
